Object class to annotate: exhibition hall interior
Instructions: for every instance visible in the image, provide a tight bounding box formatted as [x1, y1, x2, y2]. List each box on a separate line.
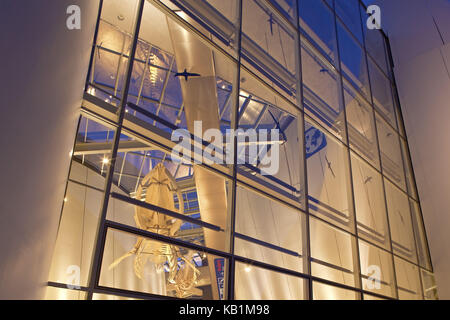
[41, 0, 437, 300]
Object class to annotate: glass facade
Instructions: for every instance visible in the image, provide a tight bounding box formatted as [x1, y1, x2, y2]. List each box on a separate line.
[46, 0, 437, 300]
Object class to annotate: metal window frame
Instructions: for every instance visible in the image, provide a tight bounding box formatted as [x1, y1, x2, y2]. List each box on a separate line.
[49, 0, 435, 301]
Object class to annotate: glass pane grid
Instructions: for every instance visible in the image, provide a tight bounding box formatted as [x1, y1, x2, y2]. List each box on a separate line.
[47, 0, 435, 300]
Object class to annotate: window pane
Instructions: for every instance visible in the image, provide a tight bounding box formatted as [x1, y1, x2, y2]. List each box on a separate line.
[299, 0, 338, 66]
[306, 119, 353, 231]
[384, 179, 417, 264]
[335, 0, 363, 44]
[131, 0, 239, 134]
[236, 185, 305, 273]
[377, 115, 406, 191]
[302, 45, 344, 140]
[370, 59, 396, 128]
[238, 68, 304, 205]
[104, 126, 232, 301]
[48, 117, 116, 288]
[107, 133, 232, 254]
[158, 0, 240, 57]
[359, 239, 396, 298]
[235, 262, 305, 300]
[89, 0, 140, 100]
[395, 257, 422, 300]
[361, 5, 389, 77]
[337, 20, 371, 100]
[313, 281, 358, 300]
[345, 84, 379, 168]
[269, 0, 297, 22]
[242, 0, 299, 103]
[310, 217, 358, 287]
[351, 152, 389, 249]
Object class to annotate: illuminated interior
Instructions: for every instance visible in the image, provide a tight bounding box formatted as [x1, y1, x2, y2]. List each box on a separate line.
[45, 0, 437, 300]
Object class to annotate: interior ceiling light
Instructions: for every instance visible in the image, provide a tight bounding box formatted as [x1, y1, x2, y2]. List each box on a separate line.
[87, 87, 96, 95]
[102, 157, 110, 165]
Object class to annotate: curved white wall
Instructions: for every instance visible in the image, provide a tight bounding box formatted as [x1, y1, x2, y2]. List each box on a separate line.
[368, 0, 450, 298]
[0, 0, 99, 299]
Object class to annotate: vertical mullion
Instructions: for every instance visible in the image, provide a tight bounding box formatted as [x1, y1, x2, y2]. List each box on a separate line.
[384, 33, 423, 298]
[56, 116, 83, 233]
[296, 0, 313, 300]
[225, 0, 243, 301]
[86, 0, 146, 300]
[358, 2, 399, 300]
[332, 0, 363, 299]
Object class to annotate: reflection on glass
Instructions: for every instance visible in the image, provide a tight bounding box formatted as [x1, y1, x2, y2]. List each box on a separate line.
[351, 153, 389, 249]
[235, 262, 305, 300]
[313, 281, 358, 300]
[270, 0, 297, 22]
[361, 4, 389, 77]
[310, 217, 357, 287]
[159, 0, 240, 57]
[299, 0, 338, 66]
[377, 114, 406, 190]
[337, 21, 370, 100]
[359, 240, 395, 298]
[73, 116, 120, 178]
[394, 256, 422, 300]
[384, 179, 417, 264]
[301, 44, 344, 140]
[235, 186, 305, 272]
[306, 119, 353, 231]
[237, 69, 304, 203]
[345, 84, 379, 168]
[370, 60, 396, 128]
[242, 0, 299, 102]
[335, 0, 363, 44]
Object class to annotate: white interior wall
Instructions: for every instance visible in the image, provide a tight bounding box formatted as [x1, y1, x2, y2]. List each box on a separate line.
[368, 0, 450, 298]
[0, 0, 99, 299]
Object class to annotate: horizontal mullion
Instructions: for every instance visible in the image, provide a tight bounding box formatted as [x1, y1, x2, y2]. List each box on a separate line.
[235, 232, 302, 257]
[105, 220, 229, 258]
[110, 192, 223, 232]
